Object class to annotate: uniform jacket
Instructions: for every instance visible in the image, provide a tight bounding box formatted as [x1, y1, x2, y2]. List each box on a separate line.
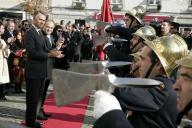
[104, 26, 134, 61]
[94, 76, 178, 128]
[94, 110, 133, 128]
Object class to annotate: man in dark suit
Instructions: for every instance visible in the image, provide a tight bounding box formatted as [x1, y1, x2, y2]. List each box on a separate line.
[93, 35, 188, 128]
[3, 20, 16, 86]
[69, 24, 82, 62]
[38, 20, 64, 119]
[24, 11, 63, 128]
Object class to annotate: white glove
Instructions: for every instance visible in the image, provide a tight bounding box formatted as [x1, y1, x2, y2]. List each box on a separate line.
[103, 42, 112, 50]
[93, 90, 122, 119]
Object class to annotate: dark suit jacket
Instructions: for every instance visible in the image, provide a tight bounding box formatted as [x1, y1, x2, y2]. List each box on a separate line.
[44, 35, 55, 79]
[24, 26, 48, 79]
[2, 29, 14, 42]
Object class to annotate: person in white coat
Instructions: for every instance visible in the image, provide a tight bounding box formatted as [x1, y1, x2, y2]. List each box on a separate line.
[0, 22, 10, 100]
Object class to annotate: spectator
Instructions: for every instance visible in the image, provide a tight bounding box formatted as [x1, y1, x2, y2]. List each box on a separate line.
[0, 22, 10, 101]
[160, 20, 171, 36]
[12, 30, 25, 93]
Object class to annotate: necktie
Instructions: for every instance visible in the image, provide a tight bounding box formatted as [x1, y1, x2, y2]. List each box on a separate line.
[48, 36, 52, 46]
[38, 30, 43, 37]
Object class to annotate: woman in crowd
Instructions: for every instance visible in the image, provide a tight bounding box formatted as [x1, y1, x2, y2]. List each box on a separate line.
[12, 30, 25, 93]
[52, 25, 69, 70]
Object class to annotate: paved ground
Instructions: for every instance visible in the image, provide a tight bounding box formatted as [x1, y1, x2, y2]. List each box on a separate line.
[0, 84, 95, 128]
[0, 84, 54, 128]
[0, 86, 26, 123]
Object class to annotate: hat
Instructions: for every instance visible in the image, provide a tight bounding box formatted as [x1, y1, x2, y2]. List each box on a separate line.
[126, 6, 146, 26]
[145, 34, 188, 77]
[175, 52, 192, 68]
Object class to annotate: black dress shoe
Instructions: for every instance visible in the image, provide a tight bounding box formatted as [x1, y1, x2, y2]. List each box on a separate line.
[26, 121, 42, 128]
[44, 113, 52, 117]
[37, 114, 48, 120]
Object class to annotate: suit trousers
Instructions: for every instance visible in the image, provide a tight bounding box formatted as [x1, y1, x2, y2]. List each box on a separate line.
[26, 78, 45, 124]
[40, 79, 51, 112]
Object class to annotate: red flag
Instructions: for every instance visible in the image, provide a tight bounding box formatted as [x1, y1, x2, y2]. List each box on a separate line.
[100, 0, 113, 23]
[97, 0, 113, 61]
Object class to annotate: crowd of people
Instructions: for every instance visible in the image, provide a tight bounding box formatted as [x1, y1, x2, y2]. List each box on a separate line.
[0, 6, 192, 128]
[0, 14, 98, 100]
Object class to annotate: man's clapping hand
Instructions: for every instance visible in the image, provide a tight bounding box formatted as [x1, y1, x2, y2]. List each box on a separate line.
[56, 37, 65, 50]
[7, 37, 15, 44]
[48, 49, 64, 58]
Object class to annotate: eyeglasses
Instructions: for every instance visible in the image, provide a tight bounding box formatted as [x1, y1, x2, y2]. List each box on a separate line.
[57, 30, 63, 33]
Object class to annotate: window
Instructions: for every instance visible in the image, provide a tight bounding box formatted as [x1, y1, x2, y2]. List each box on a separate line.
[73, 0, 85, 3]
[146, 0, 161, 11]
[189, 0, 192, 7]
[111, 0, 122, 4]
[147, 0, 160, 5]
[110, 0, 123, 11]
[72, 0, 86, 9]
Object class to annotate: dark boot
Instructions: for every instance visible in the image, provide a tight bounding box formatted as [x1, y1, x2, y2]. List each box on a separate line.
[0, 85, 7, 101]
[14, 83, 19, 93]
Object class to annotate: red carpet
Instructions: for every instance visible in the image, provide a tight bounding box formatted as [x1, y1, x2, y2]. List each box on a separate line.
[43, 93, 90, 128]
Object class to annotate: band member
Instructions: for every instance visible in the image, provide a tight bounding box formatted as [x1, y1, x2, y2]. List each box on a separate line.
[93, 34, 188, 128]
[173, 53, 192, 126]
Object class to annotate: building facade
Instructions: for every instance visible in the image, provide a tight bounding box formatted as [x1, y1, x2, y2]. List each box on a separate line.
[0, 0, 192, 27]
[0, 0, 26, 21]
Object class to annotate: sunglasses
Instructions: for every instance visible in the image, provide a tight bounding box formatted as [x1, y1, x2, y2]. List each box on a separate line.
[57, 30, 63, 33]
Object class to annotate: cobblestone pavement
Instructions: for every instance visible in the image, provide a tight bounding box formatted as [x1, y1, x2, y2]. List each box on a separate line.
[0, 85, 96, 128]
[0, 86, 26, 124]
[0, 84, 53, 128]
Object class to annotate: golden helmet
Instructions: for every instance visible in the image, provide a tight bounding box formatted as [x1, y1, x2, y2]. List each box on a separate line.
[130, 50, 142, 60]
[133, 25, 157, 41]
[145, 34, 188, 77]
[127, 5, 146, 25]
[175, 52, 192, 68]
